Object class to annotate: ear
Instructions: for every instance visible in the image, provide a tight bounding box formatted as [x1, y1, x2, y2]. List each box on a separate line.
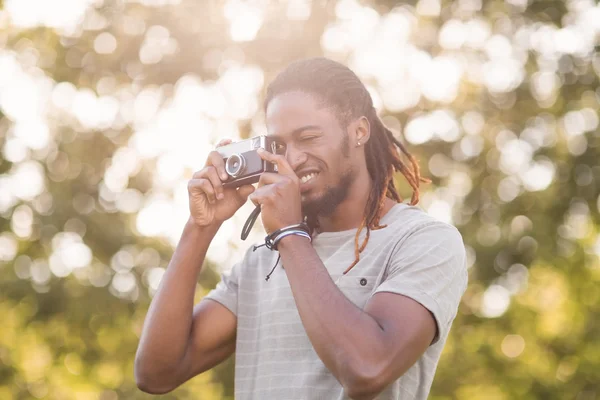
[351, 116, 370, 147]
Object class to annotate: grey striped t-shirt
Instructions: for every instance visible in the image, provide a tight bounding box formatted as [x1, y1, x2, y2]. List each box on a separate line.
[204, 202, 468, 399]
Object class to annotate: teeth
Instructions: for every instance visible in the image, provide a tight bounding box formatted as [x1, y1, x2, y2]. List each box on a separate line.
[300, 173, 317, 184]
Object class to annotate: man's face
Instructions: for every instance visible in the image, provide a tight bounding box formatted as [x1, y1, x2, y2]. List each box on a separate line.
[265, 91, 358, 218]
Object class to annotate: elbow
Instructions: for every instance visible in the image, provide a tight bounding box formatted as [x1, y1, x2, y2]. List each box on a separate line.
[135, 376, 174, 395]
[345, 382, 383, 400]
[134, 356, 178, 394]
[136, 380, 173, 395]
[342, 363, 388, 400]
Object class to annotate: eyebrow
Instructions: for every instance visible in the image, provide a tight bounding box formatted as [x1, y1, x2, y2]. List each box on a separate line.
[270, 125, 322, 140]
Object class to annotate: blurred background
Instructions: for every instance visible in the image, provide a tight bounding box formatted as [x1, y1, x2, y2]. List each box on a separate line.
[0, 0, 599, 399]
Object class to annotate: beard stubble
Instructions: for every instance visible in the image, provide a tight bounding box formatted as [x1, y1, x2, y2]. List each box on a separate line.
[301, 133, 356, 219]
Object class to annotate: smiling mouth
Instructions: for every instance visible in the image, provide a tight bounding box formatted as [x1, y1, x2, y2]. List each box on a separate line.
[300, 172, 319, 184]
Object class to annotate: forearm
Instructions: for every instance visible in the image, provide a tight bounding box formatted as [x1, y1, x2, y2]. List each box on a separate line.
[135, 218, 221, 378]
[277, 236, 387, 391]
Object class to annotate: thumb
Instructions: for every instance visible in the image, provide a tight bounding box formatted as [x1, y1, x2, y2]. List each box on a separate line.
[236, 185, 255, 204]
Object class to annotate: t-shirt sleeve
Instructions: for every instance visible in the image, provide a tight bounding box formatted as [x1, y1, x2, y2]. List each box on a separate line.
[373, 221, 468, 344]
[202, 246, 252, 316]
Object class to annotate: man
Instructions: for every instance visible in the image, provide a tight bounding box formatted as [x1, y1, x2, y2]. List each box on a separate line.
[135, 57, 468, 400]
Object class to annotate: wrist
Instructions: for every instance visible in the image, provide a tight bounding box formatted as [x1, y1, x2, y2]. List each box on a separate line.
[265, 222, 310, 251]
[276, 233, 311, 251]
[186, 216, 221, 235]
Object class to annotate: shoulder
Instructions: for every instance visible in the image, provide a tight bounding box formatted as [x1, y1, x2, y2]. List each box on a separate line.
[386, 203, 465, 248]
[383, 204, 467, 281]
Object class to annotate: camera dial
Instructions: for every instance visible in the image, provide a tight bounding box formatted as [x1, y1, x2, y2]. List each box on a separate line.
[225, 153, 246, 178]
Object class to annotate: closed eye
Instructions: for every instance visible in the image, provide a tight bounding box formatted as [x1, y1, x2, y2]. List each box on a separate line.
[274, 143, 286, 154]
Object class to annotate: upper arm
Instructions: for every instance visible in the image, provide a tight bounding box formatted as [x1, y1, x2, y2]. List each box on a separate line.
[363, 292, 437, 384]
[177, 298, 237, 383]
[175, 255, 244, 385]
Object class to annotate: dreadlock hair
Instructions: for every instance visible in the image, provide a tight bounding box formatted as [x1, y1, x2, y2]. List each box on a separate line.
[264, 57, 432, 274]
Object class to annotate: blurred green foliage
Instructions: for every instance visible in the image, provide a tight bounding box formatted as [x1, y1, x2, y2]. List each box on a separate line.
[0, 0, 599, 399]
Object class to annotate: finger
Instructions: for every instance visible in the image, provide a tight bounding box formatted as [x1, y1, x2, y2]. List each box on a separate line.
[257, 172, 291, 188]
[247, 186, 272, 207]
[192, 166, 224, 185]
[257, 148, 295, 177]
[204, 167, 225, 200]
[205, 150, 229, 181]
[188, 178, 217, 204]
[216, 138, 233, 148]
[236, 184, 255, 202]
[192, 166, 212, 179]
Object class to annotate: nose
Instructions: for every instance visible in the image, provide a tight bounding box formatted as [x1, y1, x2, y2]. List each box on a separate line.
[285, 145, 308, 172]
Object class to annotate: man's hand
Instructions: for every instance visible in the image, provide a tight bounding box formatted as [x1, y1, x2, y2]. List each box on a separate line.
[187, 138, 255, 227]
[248, 148, 303, 234]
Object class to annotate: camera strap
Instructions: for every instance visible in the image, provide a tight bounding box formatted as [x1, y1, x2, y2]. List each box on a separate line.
[241, 204, 262, 241]
[241, 204, 280, 281]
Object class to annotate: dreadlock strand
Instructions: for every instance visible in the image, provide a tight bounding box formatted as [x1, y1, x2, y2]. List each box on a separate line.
[388, 131, 432, 187]
[372, 166, 393, 228]
[359, 227, 371, 253]
[390, 149, 423, 199]
[343, 226, 371, 274]
[344, 216, 367, 273]
[395, 162, 419, 193]
[388, 180, 401, 202]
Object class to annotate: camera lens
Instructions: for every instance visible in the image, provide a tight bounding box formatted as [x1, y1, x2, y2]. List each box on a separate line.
[225, 153, 246, 178]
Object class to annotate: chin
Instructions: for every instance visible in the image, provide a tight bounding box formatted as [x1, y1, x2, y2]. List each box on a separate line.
[301, 175, 352, 218]
[300, 197, 320, 218]
[302, 196, 336, 218]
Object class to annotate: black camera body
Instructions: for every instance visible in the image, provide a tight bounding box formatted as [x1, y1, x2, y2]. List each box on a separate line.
[217, 135, 281, 188]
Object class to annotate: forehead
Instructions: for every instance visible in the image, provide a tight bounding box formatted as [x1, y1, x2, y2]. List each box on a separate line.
[265, 91, 339, 137]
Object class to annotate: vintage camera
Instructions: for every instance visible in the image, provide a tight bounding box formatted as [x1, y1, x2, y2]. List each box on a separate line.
[217, 135, 283, 188]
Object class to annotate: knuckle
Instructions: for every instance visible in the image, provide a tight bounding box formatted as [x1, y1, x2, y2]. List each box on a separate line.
[199, 180, 212, 192]
[207, 167, 224, 184]
[206, 166, 218, 179]
[278, 177, 293, 188]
